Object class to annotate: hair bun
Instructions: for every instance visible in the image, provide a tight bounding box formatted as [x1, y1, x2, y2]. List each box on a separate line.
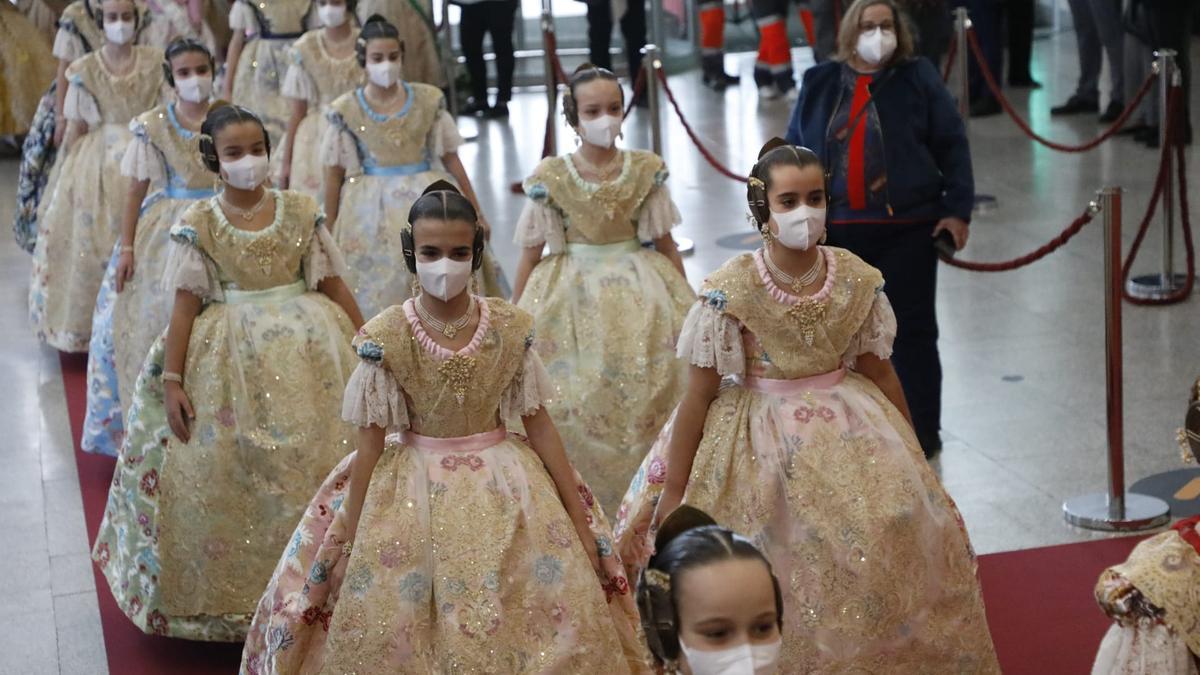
[421, 180, 460, 196]
[653, 505, 718, 553]
[207, 99, 233, 113]
[363, 12, 388, 25]
[757, 137, 789, 160]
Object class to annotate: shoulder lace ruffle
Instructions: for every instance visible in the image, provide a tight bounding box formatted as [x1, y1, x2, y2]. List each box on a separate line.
[675, 296, 744, 376]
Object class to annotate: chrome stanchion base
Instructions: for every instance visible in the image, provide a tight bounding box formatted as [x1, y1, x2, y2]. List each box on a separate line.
[1062, 492, 1171, 531]
[1126, 273, 1189, 300]
[676, 236, 695, 256]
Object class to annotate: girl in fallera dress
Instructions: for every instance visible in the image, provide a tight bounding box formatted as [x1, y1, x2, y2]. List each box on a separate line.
[82, 38, 217, 456]
[29, 0, 164, 352]
[322, 15, 506, 317]
[277, 0, 361, 198]
[240, 183, 650, 674]
[141, 0, 218, 53]
[511, 64, 694, 511]
[14, 0, 117, 253]
[92, 104, 365, 640]
[614, 140, 1001, 672]
[222, 0, 312, 143]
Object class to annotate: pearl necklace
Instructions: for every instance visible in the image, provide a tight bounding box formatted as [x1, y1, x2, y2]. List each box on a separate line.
[221, 189, 269, 222]
[765, 247, 824, 293]
[416, 295, 475, 339]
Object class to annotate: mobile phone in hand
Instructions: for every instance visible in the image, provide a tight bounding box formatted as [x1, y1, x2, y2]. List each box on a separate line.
[933, 230, 957, 258]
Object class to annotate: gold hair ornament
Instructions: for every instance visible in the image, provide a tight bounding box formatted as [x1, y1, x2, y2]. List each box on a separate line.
[643, 568, 671, 593]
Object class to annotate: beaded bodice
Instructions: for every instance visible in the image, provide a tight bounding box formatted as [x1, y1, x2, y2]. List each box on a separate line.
[67, 45, 163, 124]
[175, 190, 318, 290]
[132, 104, 211, 189]
[327, 83, 442, 168]
[701, 248, 883, 379]
[292, 30, 362, 105]
[524, 150, 664, 245]
[356, 298, 533, 438]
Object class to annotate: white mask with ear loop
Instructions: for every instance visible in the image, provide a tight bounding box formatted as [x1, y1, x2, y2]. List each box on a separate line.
[104, 19, 136, 45]
[416, 257, 473, 302]
[366, 60, 402, 88]
[578, 114, 623, 149]
[175, 74, 213, 103]
[679, 639, 783, 675]
[317, 3, 347, 27]
[220, 153, 270, 190]
[770, 205, 826, 250]
[856, 27, 897, 66]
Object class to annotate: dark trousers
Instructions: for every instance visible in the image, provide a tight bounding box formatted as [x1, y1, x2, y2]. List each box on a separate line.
[459, 0, 519, 102]
[1145, 0, 1194, 133]
[954, 0, 1002, 103]
[1005, 0, 1034, 82]
[585, 0, 646, 85]
[826, 222, 943, 447]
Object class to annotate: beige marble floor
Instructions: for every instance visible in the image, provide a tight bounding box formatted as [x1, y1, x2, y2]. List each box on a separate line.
[3, 27, 1198, 674]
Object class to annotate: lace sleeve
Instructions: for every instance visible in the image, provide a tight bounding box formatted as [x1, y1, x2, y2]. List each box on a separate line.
[1092, 623, 1196, 675]
[513, 198, 566, 254]
[303, 218, 349, 289]
[52, 27, 85, 62]
[281, 58, 317, 103]
[163, 225, 223, 302]
[228, 1, 257, 35]
[500, 337, 555, 419]
[341, 341, 409, 431]
[635, 174, 682, 241]
[320, 114, 360, 172]
[119, 120, 166, 182]
[427, 109, 464, 158]
[63, 77, 101, 126]
[842, 288, 897, 368]
[676, 294, 744, 376]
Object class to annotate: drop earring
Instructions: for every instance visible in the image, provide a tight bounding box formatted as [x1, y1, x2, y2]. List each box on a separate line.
[410, 277, 421, 298]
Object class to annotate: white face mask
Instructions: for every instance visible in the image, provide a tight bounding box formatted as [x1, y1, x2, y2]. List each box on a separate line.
[318, 4, 346, 27]
[175, 74, 213, 104]
[578, 114, 622, 149]
[856, 27, 897, 66]
[366, 60, 402, 89]
[220, 153, 270, 190]
[679, 639, 782, 675]
[770, 205, 826, 250]
[104, 19, 136, 45]
[416, 257, 473, 302]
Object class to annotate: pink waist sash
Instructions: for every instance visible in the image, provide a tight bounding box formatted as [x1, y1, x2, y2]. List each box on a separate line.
[733, 368, 847, 395]
[400, 426, 508, 453]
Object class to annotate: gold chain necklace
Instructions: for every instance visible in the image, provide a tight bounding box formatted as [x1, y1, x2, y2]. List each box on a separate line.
[764, 247, 824, 293]
[416, 295, 475, 339]
[220, 189, 269, 222]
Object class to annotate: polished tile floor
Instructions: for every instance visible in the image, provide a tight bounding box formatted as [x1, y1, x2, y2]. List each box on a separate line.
[3, 28, 1199, 673]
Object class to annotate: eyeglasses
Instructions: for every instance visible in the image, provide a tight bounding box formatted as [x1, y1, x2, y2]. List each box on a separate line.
[859, 21, 895, 32]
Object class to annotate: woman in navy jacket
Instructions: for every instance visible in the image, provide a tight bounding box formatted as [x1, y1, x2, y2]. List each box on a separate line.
[784, 0, 973, 457]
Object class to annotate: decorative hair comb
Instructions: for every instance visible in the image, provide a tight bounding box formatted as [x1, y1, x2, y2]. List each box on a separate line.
[643, 568, 671, 592]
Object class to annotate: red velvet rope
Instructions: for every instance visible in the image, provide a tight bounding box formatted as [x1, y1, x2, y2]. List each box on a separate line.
[939, 209, 1096, 271]
[966, 28, 1158, 153]
[654, 67, 749, 181]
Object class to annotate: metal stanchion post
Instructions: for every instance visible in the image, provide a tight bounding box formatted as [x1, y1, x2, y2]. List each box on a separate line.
[541, 0, 557, 157]
[953, 7, 970, 128]
[640, 44, 692, 256]
[1064, 187, 1171, 531]
[1127, 49, 1186, 300]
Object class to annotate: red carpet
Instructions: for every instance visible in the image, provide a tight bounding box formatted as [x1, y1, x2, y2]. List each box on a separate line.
[59, 353, 1146, 674]
[60, 354, 243, 675]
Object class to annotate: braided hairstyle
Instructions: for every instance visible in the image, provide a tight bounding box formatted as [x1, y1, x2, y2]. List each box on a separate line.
[356, 14, 403, 68]
[636, 506, 783, 667]
[402, 181, 485, 274]
[162, 37, 214, 87]
[198, 102, 271, 173]
[746, 138, 825, 231]
[92, 0, 141, 31]
[562, 62, 623, 127]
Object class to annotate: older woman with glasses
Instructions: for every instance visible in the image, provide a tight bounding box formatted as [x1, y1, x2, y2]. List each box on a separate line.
[784, 0, 972, 459]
